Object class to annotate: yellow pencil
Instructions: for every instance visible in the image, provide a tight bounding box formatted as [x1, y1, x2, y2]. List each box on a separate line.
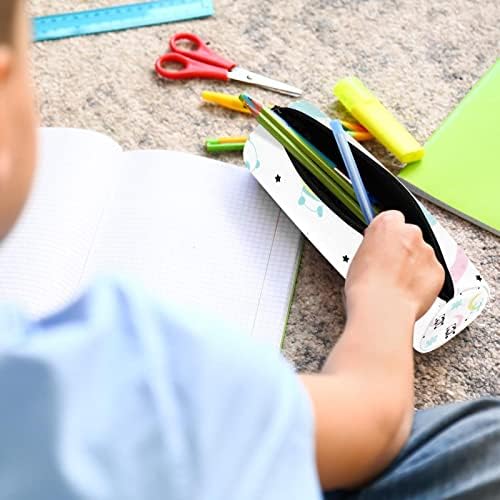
[201, 91, 251, 114]
[214, 136, 248, 144]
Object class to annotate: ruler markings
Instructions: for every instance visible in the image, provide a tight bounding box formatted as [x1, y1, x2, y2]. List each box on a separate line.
[34, 1, 214, 42]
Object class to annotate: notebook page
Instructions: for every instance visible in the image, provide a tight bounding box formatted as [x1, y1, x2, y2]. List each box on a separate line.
[0, 128, 121, 316]
[82, 150, 302, 346]
[252, 211, 303, 346]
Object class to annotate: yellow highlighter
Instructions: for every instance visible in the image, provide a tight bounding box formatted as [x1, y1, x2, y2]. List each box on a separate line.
[334, 77, 424, 163]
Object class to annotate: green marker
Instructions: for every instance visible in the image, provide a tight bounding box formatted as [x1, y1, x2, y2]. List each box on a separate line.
[205, 136, 247, 154]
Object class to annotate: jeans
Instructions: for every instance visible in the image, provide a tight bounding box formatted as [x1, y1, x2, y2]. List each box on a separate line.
[326, 397, 500, 499]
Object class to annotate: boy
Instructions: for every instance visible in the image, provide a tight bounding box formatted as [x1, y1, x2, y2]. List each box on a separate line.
[0, 1, 499, 498]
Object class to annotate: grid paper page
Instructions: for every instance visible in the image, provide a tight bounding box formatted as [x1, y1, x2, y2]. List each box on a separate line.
[82, 150, 302, 346]
[252, 211, 303, 346]
[0, 128, 121, 315]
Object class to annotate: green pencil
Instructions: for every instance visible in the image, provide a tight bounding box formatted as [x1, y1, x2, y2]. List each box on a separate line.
[259, 107, 358, 201]
[250, 106, 364, 222]
[240, 94, 366, 223]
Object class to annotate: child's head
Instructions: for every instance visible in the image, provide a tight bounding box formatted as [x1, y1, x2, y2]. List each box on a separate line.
[0, 0, 37, 240]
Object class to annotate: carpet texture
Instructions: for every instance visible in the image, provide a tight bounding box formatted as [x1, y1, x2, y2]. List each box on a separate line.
[31, 0, 499, 407]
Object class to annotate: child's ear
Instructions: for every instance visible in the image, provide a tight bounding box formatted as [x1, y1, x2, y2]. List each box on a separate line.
[0, 46, 13, 82]
[0, 46, 14, 182]
[0, 151, 12, 184]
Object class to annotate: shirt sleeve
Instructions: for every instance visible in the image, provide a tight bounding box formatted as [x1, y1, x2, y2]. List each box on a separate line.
[0, 278, 322, 500]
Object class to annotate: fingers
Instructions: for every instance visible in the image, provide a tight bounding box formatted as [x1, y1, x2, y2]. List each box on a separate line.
[367, 211, 423, 247]
[423, 242, 446, 291]
[376, 210, 405, 224]
[348, 209, 446, 320]
[366, 210, 405, 233]
[366, 209, 444, 285]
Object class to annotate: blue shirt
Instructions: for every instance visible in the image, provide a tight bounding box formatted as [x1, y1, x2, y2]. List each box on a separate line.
[0, 278, 321, 500]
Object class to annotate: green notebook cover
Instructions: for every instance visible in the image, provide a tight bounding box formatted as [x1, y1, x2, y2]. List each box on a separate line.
[399, 60, 500, 236]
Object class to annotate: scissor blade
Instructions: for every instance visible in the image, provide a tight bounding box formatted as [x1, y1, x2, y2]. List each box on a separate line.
[228, 67, 302, 97]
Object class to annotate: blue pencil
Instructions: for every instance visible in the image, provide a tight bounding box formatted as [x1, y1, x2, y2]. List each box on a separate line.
[330, 119, 374, 224]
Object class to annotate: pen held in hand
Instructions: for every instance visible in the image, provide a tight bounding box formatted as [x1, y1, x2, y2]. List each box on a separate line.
[330, 119, 374, 224]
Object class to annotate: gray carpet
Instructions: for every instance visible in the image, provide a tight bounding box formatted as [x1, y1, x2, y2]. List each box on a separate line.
[31, 0, 499, 408]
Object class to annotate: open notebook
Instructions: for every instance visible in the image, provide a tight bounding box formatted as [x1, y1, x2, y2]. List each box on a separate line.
[0, 128, 302, 348]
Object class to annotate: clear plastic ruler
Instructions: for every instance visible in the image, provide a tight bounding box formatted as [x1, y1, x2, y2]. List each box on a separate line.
[33, 0, 214, 42]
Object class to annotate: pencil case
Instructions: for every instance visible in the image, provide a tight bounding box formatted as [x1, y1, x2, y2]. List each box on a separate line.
[243, 101, 490, 353]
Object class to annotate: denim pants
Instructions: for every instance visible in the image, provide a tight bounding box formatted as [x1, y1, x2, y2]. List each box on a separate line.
[327, 397, 500, 499]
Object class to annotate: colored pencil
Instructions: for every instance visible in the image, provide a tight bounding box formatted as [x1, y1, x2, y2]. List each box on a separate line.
[240, 94, 365, 222]
[206, 140, 246, 153]
[347, 130, 373, 142]
[341, 120, 369, 133]
[240, 95, 356, 194]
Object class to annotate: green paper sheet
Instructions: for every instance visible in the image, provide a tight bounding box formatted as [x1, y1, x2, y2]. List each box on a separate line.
[399, 60, 500, 236]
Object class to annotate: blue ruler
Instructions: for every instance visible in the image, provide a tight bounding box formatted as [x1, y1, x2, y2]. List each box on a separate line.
[33, 0, 214, 42]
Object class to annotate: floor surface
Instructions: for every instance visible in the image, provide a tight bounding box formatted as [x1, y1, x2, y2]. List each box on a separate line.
[31, 0, 499, 407]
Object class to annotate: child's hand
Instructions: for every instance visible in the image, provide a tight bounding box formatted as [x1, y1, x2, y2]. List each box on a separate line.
[345, 210, 445, 321]
[305, 210, 444, 489]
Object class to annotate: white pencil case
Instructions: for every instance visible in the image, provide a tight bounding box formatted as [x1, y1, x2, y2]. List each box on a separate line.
[243, 102, 490, 352]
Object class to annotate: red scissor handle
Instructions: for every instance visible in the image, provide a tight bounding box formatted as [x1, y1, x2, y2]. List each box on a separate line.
[169, 32, 236, 70]
[155, 52, 229, 81]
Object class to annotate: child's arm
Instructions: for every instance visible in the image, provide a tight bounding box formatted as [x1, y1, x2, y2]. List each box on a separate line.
[300, 210, 445, 491]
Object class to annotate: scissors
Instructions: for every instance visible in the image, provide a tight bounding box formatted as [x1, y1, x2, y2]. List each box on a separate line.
[155, 33, 302, 97]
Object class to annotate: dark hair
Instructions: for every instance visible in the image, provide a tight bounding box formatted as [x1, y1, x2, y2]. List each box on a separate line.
[0, 0, 18, 45]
